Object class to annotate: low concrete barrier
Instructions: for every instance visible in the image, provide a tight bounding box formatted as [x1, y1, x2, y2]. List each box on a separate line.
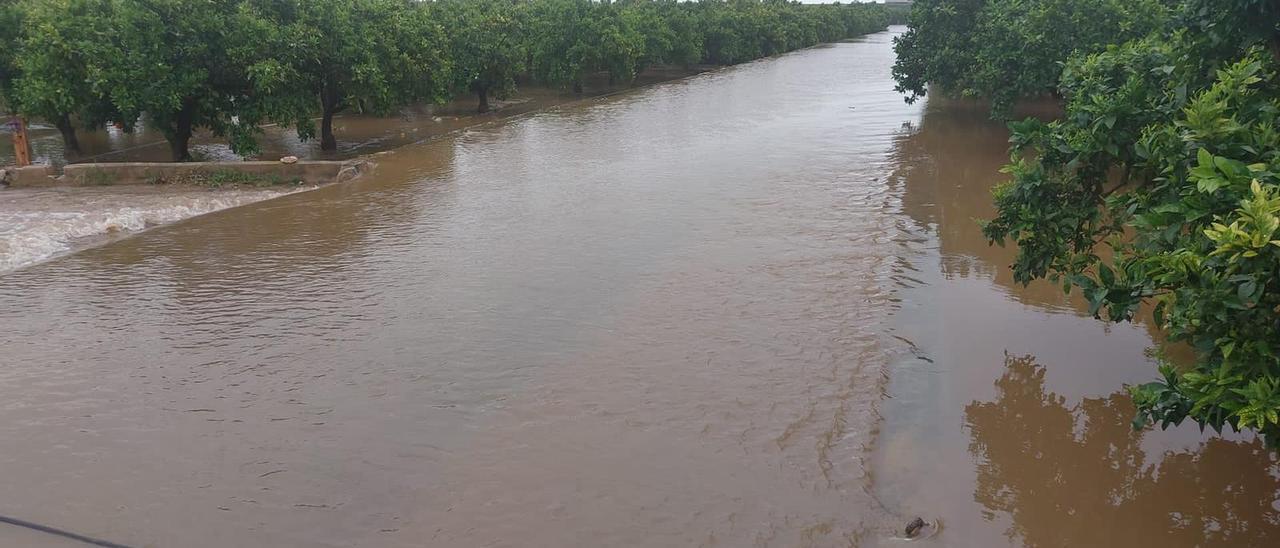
[0, 165, 56, 187]
[2, 159, 372, 189]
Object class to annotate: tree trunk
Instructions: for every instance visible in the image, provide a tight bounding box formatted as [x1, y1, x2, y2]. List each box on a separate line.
[168, 101, 195, 162]
[321, 108, 337, 151]
[320, 83, 342, 152]
[168, 131, 192, 162]
[55, 114, 80, 156]
[10, 117, 31, 167]
[476, 86, 490, 113]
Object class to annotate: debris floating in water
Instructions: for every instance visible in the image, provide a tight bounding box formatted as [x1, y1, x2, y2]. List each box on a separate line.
[905, 517, 926, 538]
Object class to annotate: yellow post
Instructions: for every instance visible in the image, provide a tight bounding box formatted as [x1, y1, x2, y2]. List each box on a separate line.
[12, 117, 32, 167]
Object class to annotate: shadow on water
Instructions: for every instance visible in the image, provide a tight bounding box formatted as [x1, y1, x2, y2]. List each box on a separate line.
[873, 96, 1280, 547]
[888, 97, 1079, 313]
[967, 354, 1280, 547]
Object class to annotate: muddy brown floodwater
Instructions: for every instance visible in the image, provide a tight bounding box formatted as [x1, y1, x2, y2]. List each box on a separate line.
[875, 99, 1280, 546]
[0, 28, 1276, 548]
[0, 185, 305, 273]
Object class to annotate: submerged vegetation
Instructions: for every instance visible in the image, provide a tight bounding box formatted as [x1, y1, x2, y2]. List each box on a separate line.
[0, 0, 890, 161]
[894, 0, 1280, 446]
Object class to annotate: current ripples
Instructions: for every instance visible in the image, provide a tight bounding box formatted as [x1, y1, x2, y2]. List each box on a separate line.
[0, 30, 923, 548]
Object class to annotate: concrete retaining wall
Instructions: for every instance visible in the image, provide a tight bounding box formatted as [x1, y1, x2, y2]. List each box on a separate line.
[2, 159, 372, 189]
[0, 165, 56, 187]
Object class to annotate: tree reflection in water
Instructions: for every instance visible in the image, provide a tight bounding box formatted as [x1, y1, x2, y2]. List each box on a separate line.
[965, 354, 1280, 546]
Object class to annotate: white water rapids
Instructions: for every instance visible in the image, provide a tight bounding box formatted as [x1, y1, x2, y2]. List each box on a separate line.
[0, 185, 301, 273]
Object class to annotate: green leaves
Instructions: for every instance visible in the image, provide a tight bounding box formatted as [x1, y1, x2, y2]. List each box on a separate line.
[525, 0, 888, 91]
[1190, 148, 1261, 195]
[967, 0, 1280, 447]
[4, 1, 893, 158]
[437, 0, 526, 107]
[893, 0, 1172, 118]
[12, 0, 117, 137]
[1113, 59, 1280, 443]
[1129, 364, 1194, 431]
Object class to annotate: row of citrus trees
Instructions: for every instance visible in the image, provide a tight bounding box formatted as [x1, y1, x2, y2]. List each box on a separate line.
[0, 0, 890, 161]
[894, 0, 1280, 447]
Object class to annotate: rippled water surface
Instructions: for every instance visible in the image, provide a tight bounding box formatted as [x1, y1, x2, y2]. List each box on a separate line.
[0, 186, 301, 273]
[2, 32, 911, 548]
[2, 28, 1277, 548]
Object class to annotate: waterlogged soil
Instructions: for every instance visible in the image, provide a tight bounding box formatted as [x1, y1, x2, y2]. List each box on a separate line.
[0, 29, 1277, 548]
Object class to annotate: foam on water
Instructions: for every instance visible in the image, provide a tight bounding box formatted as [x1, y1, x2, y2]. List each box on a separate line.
[0, 186, 298, 273]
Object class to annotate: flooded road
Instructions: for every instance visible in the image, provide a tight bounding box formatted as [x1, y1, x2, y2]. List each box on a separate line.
[0, 28, 1277, 548]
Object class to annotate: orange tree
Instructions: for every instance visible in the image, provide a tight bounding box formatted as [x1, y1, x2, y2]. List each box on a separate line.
[971, 0, 1280, 445]
[892, 0, 1171, 117]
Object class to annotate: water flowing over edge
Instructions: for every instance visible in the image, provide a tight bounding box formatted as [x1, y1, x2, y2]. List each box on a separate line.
[0, 187, 301, 273]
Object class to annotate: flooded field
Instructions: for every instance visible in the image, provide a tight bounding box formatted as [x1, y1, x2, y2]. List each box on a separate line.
[0, 28, 1276, 547]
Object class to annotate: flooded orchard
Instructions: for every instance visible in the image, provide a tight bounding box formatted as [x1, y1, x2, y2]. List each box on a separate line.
[0, 28, 1276, 548]
[0, 68, 706, 168]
